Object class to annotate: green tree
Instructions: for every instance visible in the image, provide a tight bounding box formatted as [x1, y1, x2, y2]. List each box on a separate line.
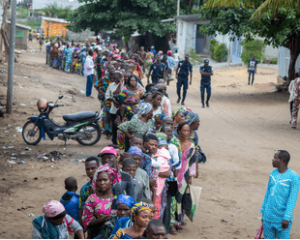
[240, 39, 265, 65]
[198, 0, 300, 84]
[68, 0, 176, 49]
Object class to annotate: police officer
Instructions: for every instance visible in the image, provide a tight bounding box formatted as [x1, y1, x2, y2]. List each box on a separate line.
[200, 59, 213, 108]
[147, 54, 166, 84]
[175, 54, 193, 105]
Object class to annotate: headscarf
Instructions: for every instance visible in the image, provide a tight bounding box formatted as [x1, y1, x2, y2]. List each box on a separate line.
[154, 114, 165, 121]
[158, 137, 168, 146]
[184, 112, 199, 125]
[167, 50, 172, 56]
[116, 194, 135, 208]
[115, 70, 124, 77]
[150, 87, 159, 93]
[113, 94, 126, 105]
[92, 163, 122, 192]
[171, 108, 184, 120]
[131, 202, 152, 220]
[155, 132, 167, 140]
[136, 102, 152, 115]
[142, 92, 151, 100]
[128, 146, 143, 157]
[42, 200, 65, 218]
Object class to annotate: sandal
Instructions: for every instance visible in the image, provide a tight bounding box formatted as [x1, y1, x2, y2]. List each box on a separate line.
[181, 220, 187, 226]
[169, 225, 177, 235]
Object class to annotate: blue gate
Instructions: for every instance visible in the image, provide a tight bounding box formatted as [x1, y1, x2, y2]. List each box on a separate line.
[232, 36, 242, 63]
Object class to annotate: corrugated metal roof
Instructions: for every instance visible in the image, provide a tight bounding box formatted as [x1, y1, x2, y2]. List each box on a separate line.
[7, 20, 32, 30]
[41, 16, 70, 23]
[32, 0, 84, 10]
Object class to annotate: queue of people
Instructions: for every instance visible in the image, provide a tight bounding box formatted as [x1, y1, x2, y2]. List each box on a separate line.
[34, 39, 300, 239]
[32, 41, 207, 239]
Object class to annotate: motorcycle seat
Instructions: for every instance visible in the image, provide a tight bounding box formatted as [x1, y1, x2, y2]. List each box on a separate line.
[63, 111, 96, 122]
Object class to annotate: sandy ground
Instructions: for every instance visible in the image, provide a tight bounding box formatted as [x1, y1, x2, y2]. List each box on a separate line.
[1, 41, 300, 239]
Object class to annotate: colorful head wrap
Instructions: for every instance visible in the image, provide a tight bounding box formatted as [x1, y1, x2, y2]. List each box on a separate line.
[150, 87, 159, 93]
[155, 114, 165, 121]
[42, 200, 65, 218]
[155, 132, 167, 140]
[158, 137, 168, 146]
[131, 202, 152, 220]
[92, 163, 121, 192]
[113, 94, 126, 105]
[184, 112, 199, 125]
[115, 70, 123, 76]
[171, 108, 184, 120]
[136, 102, 152, 115]
[167, 50, 172, 56]
[128, 146, 143, 157]
[116, 194, 135, 208]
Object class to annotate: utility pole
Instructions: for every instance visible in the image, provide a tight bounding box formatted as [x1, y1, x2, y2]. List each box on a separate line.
[6, 0, 16, 114]
[177, 0, 180, 16]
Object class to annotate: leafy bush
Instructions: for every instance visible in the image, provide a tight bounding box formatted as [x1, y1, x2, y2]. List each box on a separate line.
[214, 43, 227, 62]
[17, 6, 28, 19]
[189, 48, 203, 64]
[240, 39, 265, 65]
[270, 57, 278, 64]
[209, 39, 218, 58]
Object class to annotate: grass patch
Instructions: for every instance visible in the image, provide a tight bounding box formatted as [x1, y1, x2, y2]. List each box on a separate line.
[17, 6, 28, 18]
[189, 48, 204, 65]
[18, 21, 41, 29]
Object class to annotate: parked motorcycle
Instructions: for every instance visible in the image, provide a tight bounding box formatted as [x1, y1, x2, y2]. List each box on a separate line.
[22, 94, 101, 146]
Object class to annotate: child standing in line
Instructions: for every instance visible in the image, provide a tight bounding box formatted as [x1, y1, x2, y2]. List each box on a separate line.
[122, 158, 144, 202]
[39, 38, 43, 51]
[60, 177, 80, 221]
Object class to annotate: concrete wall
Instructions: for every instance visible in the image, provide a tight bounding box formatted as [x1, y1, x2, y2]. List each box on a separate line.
[176, 19, 210, 59]
[215, 34, 231, 49]
[216, 34, 278, 59]
[278, 46, 300, 78]
[66, 30, 95, 42]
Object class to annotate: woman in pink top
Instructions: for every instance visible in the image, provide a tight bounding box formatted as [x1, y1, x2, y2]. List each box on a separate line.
[82, 164, 121, 238]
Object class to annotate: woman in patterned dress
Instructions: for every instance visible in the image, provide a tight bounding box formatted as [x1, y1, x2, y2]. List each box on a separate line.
[82, 164, 121, 238]
[118, 102, 154, 151]
[176, 122, 198, 226]
[144, 49, 154, 76]
[291, 74, 300, 128]
[121, 75, 144, 105]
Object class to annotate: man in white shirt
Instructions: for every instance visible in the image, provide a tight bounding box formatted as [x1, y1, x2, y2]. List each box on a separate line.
[84, 49, 95, 98]
[105, 71, 123, 144]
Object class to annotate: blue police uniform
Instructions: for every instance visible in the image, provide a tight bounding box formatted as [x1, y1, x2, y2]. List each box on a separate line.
[149, 62, 166, 84]
[177, 60, 193, 103]
[200, 65, 213, 106]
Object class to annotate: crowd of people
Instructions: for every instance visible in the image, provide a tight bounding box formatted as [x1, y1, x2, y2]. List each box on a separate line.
[31, 39, 300, 240]
[32, 39, 207, 239]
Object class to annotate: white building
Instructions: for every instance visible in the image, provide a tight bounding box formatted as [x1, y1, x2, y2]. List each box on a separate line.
[32, 0, 83, 10]
[176, 14, 211, 59]
[215, 34, 278, 63]
[176, 14, 278, 63]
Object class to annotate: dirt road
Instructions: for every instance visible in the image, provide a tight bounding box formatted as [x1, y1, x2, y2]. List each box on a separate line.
[1, 41, 300, 239]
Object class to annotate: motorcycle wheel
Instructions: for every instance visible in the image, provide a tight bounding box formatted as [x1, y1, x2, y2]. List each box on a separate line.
[22, 121, 42, 145]
[77, 123, 101, 146]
